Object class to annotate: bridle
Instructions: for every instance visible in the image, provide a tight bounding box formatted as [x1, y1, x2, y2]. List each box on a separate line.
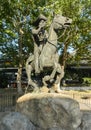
[46, 18, 71, 49]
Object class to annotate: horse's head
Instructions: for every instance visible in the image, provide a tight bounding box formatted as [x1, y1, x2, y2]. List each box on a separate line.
[53, 14, 72, 30]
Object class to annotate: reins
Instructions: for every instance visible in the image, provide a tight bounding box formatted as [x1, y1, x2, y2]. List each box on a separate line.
[47, 25, 67, 48]
[47, 40, 58, 49]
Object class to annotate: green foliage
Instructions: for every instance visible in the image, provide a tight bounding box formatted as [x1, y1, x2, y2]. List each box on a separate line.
[0, 0, 91, 67]
[83, 77, 91, 86]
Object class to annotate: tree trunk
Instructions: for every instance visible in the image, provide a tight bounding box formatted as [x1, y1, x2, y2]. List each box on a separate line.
[62, 31, 71, 67]
[62, 42, 68, 67]
[17, 63, 23, 95]
[17, 28, 23, 95]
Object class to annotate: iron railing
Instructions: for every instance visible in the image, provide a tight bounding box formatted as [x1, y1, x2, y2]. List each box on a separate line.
[0, 88, 91, 112]
[0, 88, 17, 112]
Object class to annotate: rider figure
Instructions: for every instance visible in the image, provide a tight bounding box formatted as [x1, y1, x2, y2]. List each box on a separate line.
[32, 14, 48, 74]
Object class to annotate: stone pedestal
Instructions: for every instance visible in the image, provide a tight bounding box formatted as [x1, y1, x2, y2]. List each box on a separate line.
[16, 93, 82, 130]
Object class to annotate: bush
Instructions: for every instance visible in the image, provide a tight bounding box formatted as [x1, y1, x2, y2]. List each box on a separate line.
[82, 77, 91, 86]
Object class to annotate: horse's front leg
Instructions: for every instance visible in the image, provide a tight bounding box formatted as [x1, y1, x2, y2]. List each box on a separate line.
[42, 75, 50, 87]
[42, 62, 58, 86]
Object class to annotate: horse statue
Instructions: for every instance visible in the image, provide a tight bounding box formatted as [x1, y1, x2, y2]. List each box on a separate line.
[26, 14, 72, 92]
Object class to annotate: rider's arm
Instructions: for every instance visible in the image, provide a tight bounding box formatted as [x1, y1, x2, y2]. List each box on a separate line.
[31, 27, 41, 35]
[32, 21, 46, 35]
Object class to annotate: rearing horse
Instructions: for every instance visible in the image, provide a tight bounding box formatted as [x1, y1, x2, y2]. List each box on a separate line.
[26, 14, 72, 92]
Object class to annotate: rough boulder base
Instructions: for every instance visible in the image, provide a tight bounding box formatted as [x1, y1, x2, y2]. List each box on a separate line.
[16, 93, 82, 130]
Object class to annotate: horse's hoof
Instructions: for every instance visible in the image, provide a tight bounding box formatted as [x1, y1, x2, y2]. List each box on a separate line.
[40, 86, 49, 93]
[55, 89, 63, 93]
[50, 79, 54, 83]
[35, 71, 40, 75]
[32, 88, 40, 93]
[48, 88, 55, 93]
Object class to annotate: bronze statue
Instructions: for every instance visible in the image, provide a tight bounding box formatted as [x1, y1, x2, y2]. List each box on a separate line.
[32, 14, 48, 74]
[26, 14, 72, 92]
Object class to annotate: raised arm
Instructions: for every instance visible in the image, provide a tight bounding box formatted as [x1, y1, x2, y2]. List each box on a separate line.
[31, 27, 42, 35]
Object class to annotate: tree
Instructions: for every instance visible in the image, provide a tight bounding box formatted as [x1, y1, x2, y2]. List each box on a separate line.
[0, 0, 33, 94]
[0, 0, 91, 91]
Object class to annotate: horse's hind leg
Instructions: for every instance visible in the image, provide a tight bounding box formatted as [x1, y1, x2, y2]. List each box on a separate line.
[25, 84, 34, 94]
[54, 65, 64, 93]
[26, 62, 39, 93]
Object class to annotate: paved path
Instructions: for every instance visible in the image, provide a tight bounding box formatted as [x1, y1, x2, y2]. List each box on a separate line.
[79, 102, 91, 111]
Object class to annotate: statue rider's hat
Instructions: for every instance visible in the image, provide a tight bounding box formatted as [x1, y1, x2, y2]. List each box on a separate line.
[32, 14, 47, 26]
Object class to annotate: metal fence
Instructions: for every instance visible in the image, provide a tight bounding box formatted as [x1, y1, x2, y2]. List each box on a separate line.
[0, 88, 91, 112]
[0, 88, 17, 112]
